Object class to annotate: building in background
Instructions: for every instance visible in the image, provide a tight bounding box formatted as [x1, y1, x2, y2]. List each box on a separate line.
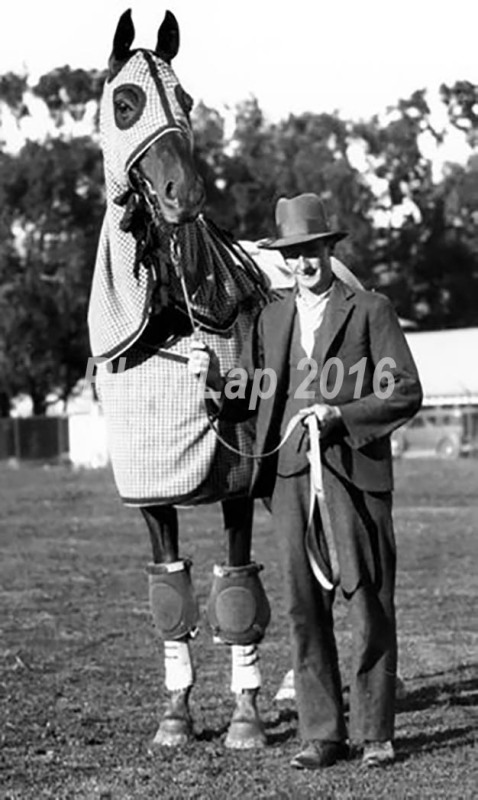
[393, 328, 478, 458]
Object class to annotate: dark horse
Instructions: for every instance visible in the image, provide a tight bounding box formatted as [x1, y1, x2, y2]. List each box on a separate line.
[88, 10, 271, 749]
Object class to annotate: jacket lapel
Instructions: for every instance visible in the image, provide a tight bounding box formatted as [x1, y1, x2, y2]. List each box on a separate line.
[313, 279, 356, 369]
[263, 291, 297, 378]
[253, 292, 296, 457]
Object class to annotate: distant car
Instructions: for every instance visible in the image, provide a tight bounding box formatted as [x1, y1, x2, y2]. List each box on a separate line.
[391, 409, 471, 459]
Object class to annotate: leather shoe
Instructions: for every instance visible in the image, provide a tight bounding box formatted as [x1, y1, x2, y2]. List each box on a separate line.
[362, 740, 395, 767]
[291, 740, 348, 770]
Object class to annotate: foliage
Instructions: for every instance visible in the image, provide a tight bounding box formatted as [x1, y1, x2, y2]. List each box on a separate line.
[0, 68, 477, 413]
[33, 66, 106, 129]
[0, 136, 104, 414]
[351, 86, 478, 324]
[440, 80, 478, 148]
[0, 72, 29, 121]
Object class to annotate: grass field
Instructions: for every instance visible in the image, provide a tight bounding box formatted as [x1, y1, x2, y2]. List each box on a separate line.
[1, 459, 477, 799]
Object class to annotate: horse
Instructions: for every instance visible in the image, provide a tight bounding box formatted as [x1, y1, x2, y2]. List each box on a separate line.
[87, 10, 273, 750]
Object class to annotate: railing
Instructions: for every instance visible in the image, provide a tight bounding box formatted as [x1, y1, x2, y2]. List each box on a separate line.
[0, 417, 69, 461]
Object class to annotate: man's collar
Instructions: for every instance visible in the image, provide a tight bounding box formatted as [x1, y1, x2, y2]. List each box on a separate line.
[296, 277, 335, 308]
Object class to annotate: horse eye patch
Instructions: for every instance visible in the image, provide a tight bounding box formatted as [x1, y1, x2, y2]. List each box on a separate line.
[113, 84, 147, 129]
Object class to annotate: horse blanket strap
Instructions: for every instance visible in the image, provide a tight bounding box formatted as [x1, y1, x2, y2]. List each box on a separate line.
[304, 414, 340, 591]
[155, 348, 188, 364]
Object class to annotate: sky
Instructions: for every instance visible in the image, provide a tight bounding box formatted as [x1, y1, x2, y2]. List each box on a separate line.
[2, 0, 477, 122]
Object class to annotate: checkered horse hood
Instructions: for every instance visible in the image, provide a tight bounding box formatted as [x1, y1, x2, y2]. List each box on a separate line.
[88, 47, 265, 361]
[88, 48, 194, 360]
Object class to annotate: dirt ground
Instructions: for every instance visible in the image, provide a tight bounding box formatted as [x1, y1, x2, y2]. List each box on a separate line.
[1, 458, 477, 799]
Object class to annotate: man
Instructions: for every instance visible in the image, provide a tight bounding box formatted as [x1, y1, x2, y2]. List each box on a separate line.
[189, 193, 422, 769]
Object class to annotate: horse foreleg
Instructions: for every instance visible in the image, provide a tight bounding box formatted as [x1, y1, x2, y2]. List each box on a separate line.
[141, 504, 179, 563]
[141, 504, 197, 748]
[222, 495, 253, 566]
[208, 497, 270, 749]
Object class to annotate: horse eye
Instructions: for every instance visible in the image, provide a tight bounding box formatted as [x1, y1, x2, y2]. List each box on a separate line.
[113, 84, 146, 130]
[115, 100, 130, 114]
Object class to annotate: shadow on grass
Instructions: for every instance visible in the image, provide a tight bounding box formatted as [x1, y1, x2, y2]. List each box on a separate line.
[195, 708, 299, 746]
[396, 724, 476, 760]
[397, 665, 478, 714]
[264, 708, 298, 745]
[195, 722, 229, 743]
[393, 664, 477, 763]
[194, 666, 477, 749]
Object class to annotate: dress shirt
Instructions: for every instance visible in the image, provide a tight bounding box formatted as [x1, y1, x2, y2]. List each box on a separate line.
[295, 282, 333, 358]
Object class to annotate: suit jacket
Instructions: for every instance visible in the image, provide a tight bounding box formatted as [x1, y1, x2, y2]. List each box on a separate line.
[221, 278, 423, 499]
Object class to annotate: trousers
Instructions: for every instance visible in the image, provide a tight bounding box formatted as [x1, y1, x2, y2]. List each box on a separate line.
[271, 467, 397, 744]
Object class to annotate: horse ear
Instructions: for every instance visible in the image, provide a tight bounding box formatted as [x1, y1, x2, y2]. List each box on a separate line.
[155, 10, 180, 63]
[109, 9, 135, 73]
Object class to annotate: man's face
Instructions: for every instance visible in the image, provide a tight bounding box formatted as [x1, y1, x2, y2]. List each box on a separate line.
[280, 238, 334, 294]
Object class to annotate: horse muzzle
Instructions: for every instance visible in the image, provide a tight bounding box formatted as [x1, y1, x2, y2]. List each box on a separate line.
[139, 131, 206, 225]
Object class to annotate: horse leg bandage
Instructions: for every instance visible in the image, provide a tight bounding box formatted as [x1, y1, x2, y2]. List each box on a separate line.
[147, 559, 199, 640]
[230, 644, 261, 693]
[164, 640, 194, 691]
[206, 563, 271, 645]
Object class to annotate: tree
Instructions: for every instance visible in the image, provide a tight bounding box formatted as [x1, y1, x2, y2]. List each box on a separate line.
[352, 85, 478, 327]
[32, 65, 105, 130]
[194, 97, 287, 239]
[0, 135, 104, 414]
[440, 80, 478, 149]
[192, 100, 237, 231]
[193, 88, 478, 322]
[0, 67, 477, 421]
[271, 112, 376, 280]
[0, 67, 107, 414]
[213, 103, 377, 282]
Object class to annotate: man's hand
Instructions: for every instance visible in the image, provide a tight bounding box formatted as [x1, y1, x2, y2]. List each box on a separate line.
[298, 403, 343, 438]
[187, 340, 224, 394]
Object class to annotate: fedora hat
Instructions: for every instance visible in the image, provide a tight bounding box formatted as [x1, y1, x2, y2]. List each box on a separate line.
[258, 193, 347, 250]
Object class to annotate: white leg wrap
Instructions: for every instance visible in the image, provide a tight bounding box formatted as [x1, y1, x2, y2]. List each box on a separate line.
[164, 640, 194, 692]
[230, 644, 261, 693]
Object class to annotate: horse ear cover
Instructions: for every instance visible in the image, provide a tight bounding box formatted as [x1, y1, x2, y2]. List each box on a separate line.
[148, 559, 199, 640]
[156, 10, 180, 62]
[207, 563, 271, 645]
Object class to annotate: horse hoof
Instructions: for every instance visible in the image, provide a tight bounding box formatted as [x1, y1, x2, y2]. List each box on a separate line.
[149, 689, 193, 749]
[225, 689, 266, 749]
[150, 719, 193, 749]
[225, 721, 266, 750]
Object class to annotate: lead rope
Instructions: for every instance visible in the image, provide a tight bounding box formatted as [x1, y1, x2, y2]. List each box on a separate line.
[168, 226, 338, 590]
[202, 397, 339, 590]
[305, 414, 340, 590]
[167, 229, 298, 460]
[168, 227, 301, 458]
[169, 227, 202, 338]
